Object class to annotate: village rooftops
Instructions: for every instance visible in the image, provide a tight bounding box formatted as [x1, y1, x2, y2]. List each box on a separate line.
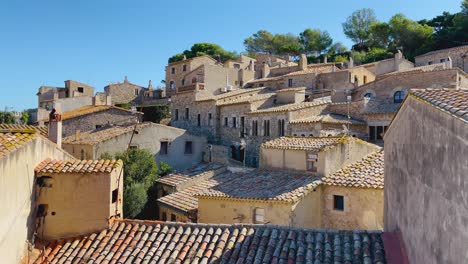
[0, 124, 48, 137]
[216, 92, 275, 106]
[415, 44, 468, 57]
[62, 105, 142, 121]
[195, 170, 322, 203]
[195, 87, 267, 102]
[34, 219, 388, 263]
[35, 159, 122, 174]
[167, 54, 217, 66]
[157, 163, 225, 187]
[0, 129, 38, 159]
[410, 88, 468, 122]
[284, 64, 337, 76]
[322, 150, 384, 189]
[261, 136, 344, 151]
[62, 123, 151, 145]
[289, 113, 366, 125]
[248, 101, 328, 114]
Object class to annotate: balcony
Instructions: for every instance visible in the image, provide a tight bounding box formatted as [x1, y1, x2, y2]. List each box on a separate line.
[177, 83, 205, 93]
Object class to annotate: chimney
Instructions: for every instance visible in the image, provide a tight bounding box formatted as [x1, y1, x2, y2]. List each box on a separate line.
[262, 63, 270, 78]
[446, 56, 453, 69]
[324, 56, 328, 64]
[183, 54, 187, 60]
[48, 109, 62, 148]
[124, 76, 128, 83]
[349, 57, 354, 68]
[148, 80, 153, 90]
[299, 54, 307, 70]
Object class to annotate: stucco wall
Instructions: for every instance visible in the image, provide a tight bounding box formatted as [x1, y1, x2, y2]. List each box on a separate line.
[0, 137, 72, 264]
[384, 96, 468, 264]
[322, 186, 383, 230]
[198, 198, 292, 225]
[36, 168, 123, 240]
[291, 188, 322, 228]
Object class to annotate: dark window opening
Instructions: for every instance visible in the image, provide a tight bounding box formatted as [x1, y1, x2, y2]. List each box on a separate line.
[112, 189, 118, 203]
[369, 126, 376, 141]
[95, 125, 103, 129]
[333, 195, 344, 211]
[37, 176, 53, 188]
[77, 87, 84, 93]
[363, 75, 367, 84]
[171, 67, 175, 74]
[192, 77, 197, 83]
[185, 141, 193, 154]
[393, 91, 405, 103]
[160, 141, 168, 155]
[175, 109, 179, 121]
[134, 88, 139, 95]
[263, 120, 270, 137]
[37, 204, 48, 217]
[171, 214, 176, 221]
[183, 65, 187, 71]
[208, 113, 212, 126]
[185, 108, 189, 120]
[377, 126, 384, 140]
[278, 119, 285, 136]
[232, 117, 237, 128]
[252, 120, 258, 136]
[129, 145, 138, 149]
[288, 79, 293, 87]
[162, 212, 167, 221]
[170, 81, 175, 89]
[224, 117, 228, 127]
[197, 114, 201, 127]
[240, 116, 245, 138]
[182, 79, 185, 86]
[364, 92, 373, 98]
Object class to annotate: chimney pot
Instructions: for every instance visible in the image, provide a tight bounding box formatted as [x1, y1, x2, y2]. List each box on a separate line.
[48, 109, 62, 148]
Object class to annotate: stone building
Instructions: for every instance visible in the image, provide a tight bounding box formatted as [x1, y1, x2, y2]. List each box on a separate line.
[0, 124, 73, 264]
[104, 76, 166, 106]
[384, 88, 468, 264]
[34, 159, 123, 240]
[41, 105, 143, 137]
[63, 122, 207, 170]
[415, 44, 468, 73]
[360, 50, 414, 76]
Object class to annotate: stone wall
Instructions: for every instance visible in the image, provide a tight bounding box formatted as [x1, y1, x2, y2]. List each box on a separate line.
[322, 186, 383, 230]
[289, 122, 367, 138]
[62, 109, 142, 137]
[415, 46, 468, 72]
[384, 96, 468, 264]
[166, 56, 216, 92]
[104, 81, 145, 105]
[0, 137, 73, 264]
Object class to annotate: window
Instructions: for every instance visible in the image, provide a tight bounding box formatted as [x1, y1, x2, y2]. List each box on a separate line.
[369, 126, 376, 141]
[254, 208, 265, 223]
[129, 145, 138, 149]
[171, 214, 176, 221]
[171, 67, 175, 74]
[393, 91, 405, 103]
[175, 109, 179, 121]
[80, 149, 85, 160]
[224, 117, 228, 127]
[183, 64, 187, 71]
[288, 79, 293, 87]
[259, 83, 264, 87]
[185, 108, 189, 120]
[185, 141, 193, 154]
[252, 120, 258, 136]
[181, 79, 185, 86]
[363, 75, 367, 84]
[208, 113, 212, 126]
[169, 81, 175, 89]
[364, 92, 373, 98]
[192, 77, 197, 84]
[306, 152, 318, 172]
[37, 204, 48, 217]
[232, 117, 237, 128]
[428, 61, 433, 65]
[440, 58, 446, 62]
[333, 195, 344, 211]
[263, 120, 270, 136]
[240, 116, 245, 137]
[37, 176, 53, 188]
[162, 212, 167, 221]
[112, 189, 118, 203]
[197, 114, 201, 127]
[377, 126, 384, 140]
[95, 125, 103, 129]
[354, 75, 358, 84]
[278, 119, 285, 136]
[160, 141, 168, 155]
[134, 88, 139, 95]
[77, 87, 84, 93]
[233, 63, 241, 69]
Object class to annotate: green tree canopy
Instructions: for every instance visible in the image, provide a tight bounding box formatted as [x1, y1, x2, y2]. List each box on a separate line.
[342, 8, 378, 46]
[272, 33, 302, 56]
[168, 43, 238, 63]
[388, 14, 433, 57]
[369, 22, 391, 49]
[244, 30, 275, 54]
[327, 42, 348, 55]
[299, 28, 333, 55]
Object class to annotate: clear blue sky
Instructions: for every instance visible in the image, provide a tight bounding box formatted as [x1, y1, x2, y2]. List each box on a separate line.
[0, 0, 462, 110]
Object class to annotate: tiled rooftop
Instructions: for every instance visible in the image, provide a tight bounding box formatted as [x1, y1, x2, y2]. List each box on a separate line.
[261, 136, 343, 151]
[0, 124, 48, 137]
[216, 93, 275, 106]
[34, 219, 386, 264]
[416, 44, 468, 57]
[196, 170, 322, 203]
[363, 98, 401, 115]
[248, 101, 328, 114]
[284, 64, 337, 76]
[63, 123, 150, 145]
[276, 87, 306, 93]
[289, 113, 366, 125]
[323, 150, 384, 189]
[59, 105, 140, 121]
[157, 163, 225, 187]
[197, 87, 267, 102]
[411, 88, 468, 122]
[0, 130, 38, 159]
[35, 159, 122, 174]
[158, 171, 234, 213]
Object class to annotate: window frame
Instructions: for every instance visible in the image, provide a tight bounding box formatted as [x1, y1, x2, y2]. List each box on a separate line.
[184, 141, 193, 155]
[160, 141, 169, 155]
[333, 195, 344, 211]
[393, 91, 405, 103]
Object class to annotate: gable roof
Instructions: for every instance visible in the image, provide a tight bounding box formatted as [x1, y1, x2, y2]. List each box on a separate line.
[35, 159, 122, 174]
[62, 123, 151, 145]
[261, 136, 344, 151]
[410, 88, 468, 123]
[0, 130, 38, 159]
[415, 45, 468, 57]
[157, 163, 225, 187]
[322, 150, 384, 189]
[284, 64, 337, 77]
[0, 124, 48, 137]
[59, 105, 141, 121]
[195, 170, 322, 203]
[289, 113, 366, 125]
[34, 219, 386, 263]
[248, 101, 328, 115]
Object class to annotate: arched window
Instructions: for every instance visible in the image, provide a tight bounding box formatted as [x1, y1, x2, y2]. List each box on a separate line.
[364, 92, 373, 98]
[169, 81, 174, 89]
[181, 79, 185, 86]
[192, 77, 197, 84]
[393, 91, 405, 103]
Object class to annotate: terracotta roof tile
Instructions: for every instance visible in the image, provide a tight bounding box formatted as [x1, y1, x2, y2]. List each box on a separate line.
[323, 150, 384, 189]
[415, 44, 468, 57]
[63, 123, 150, 145]
[195, 170, 322, 203]
[284, 64, 337, 76]
[34, 159, 123, 174]
[411, 88, 468, 122]
[41, 105, 142, 121]
[35, 220, 387, 263]
[248, 101, 328, 114]
[216, 93, 275, 106]
[0, 124, 48, 137]
[261, 136, 343, 151]
[157, 163, 225, 187]
[0, 130, 38, 159]
[289, 113, 366, 125]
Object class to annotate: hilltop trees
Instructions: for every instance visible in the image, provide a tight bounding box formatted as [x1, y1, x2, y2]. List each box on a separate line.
[168, 43, 238, 63]
[342, 8, 378, 50]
